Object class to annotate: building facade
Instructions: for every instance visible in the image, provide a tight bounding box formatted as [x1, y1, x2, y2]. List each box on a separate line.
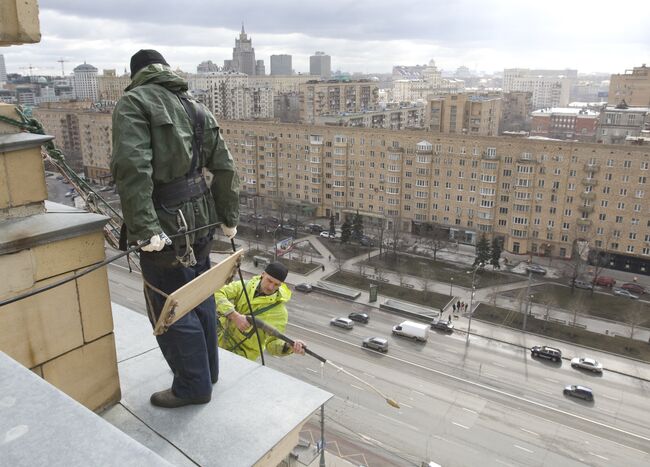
[503, 68, 573, 110]
[270, 55, 292, 76]
[72, 63, 99, 101]
[531, 107, 599, 142]
[226, 25, 257, 75]
[314, 105, 425, 130]
[598, 103, 650, 144]
[299, 81, 379, 123]
[219, 120, 650, 272]
[309, 52, 331, 78]
[500, 91, 532, 133]
[608, 64, 650, 107]
[427, 93, 502, 137]
[97, 72, 130, 104]
[0, 54, 6, 84]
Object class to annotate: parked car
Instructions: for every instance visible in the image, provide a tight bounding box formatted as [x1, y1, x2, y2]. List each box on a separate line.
[306, 223, 323, 233]
[359, 236, 375, 247]
[330, 317, 354, 329]
[571, 279, 594, 290]
[621, 282, 645, 295]
[348, 312, 369, 323]
[563, 384, 594, 401]
[526, 264, 547, 275]
[613, 287, 640, 299]
[295, 283, 313, 293]
[430, 318, 454, 332]
[319, 231, 335, 239]
[531, 345, 562, 362]
[392, 320, 429, 342]
[594, 276, 616, 287]
[570, 357, 603, 373]
[362, 337, 388, 353]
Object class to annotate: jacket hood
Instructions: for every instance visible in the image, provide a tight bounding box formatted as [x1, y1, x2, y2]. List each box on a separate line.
[125, 65, 188, 93]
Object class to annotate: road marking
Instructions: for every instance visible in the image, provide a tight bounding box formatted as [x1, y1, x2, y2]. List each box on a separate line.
[589, 452, 609, 461]
[514, 445, 533, 453]
[544, 377, 560, 383]
[399, 402, 413, 409]
[377, 412, 420, 432]
[482, 372, 498, 379]
[362, 372, 376, 379]
[290, 323, 650, 447]
[601, 394, 619, 401]
[412, 390, 425, 397]
[452, 422, 469, 430]
[492, 362, 506, 368]
[350, 384, 365, 391]
[495, 459, 516, 467]
[306, 368, 319, 374]
[520, 428, 539, 436]
[462, 407, 478, 415]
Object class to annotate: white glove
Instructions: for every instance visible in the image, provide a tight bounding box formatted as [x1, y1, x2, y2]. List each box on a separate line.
[140, 233, 171, 252]
[221, 225, 237, 239]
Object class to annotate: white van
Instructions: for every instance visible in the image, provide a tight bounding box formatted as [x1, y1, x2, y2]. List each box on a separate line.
[392, 320, 429, 342]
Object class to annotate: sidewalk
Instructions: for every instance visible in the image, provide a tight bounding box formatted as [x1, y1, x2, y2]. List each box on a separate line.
[237, 236, 650, 382]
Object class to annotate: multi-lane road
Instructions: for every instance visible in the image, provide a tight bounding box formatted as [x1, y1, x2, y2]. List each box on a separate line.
[107, 262, 650, 466]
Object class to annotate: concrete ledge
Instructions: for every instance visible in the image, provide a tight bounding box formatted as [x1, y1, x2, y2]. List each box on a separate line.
[379, 298, 440, 323]
[0, 351, 170, 466]
[312, 280, 361, 300]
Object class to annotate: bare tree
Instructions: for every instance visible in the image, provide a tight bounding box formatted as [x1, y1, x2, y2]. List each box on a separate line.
[626, 303, 644, 340]
[397, 271, 407, 287]
[421, 223, 450, 261]
[375, 267, 386, 282]
[418, 275, 431, 293]
[357, 261, 366, 276]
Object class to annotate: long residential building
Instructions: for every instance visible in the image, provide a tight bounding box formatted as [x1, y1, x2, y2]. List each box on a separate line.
[608, 64, 650, 107]
[220, 120, 650, 273]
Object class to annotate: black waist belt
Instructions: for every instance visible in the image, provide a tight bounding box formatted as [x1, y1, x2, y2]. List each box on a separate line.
[152, 174, 209, 208]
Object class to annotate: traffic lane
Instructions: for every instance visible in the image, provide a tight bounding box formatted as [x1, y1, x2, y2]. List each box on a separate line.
[287, 304, 650, 435]
[283, 323, 650, 454]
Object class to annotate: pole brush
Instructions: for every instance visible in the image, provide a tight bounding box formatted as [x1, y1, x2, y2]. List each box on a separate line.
[245, 316, 400, 409]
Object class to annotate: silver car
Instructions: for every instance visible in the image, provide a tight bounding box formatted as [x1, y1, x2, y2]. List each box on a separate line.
[613, 287, 639, 299]
[330, 317, 354, 329]
[570, 357, 603, 373]
[362, 337, 388, 353]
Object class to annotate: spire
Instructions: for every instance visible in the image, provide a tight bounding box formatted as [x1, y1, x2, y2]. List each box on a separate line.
[241, 22, 245, 35]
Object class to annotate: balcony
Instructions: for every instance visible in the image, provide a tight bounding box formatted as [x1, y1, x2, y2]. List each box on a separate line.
[481, 152, 500, 161]
[583, 162, 600, 173]
[580, 191, 596, 201]
[581, 178, 598, 187]
[577, 218, 593, 226]
[580, 205, 594, 214]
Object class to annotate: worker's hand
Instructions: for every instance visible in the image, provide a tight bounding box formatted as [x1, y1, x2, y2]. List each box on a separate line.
[292, 339, 306, 355]
[227, 311, 250, 332]
[140, 233, 171, 252]
[221, 225, 237, 239]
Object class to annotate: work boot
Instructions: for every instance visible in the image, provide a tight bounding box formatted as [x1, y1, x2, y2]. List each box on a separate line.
[150, 389, 211, 408]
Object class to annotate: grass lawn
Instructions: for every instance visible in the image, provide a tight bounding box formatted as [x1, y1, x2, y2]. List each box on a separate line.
[474, 304, 650, 362]
[327, 242, 374, 261]
[328, 270, 450, 309]
[243, 249, 321, 275]
[363, 253, 523, 289]
[501, 284, 650, 327]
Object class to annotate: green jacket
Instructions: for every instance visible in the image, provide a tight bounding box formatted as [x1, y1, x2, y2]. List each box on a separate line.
[110, 65, 239, 246]
[215, 276, 293, 361]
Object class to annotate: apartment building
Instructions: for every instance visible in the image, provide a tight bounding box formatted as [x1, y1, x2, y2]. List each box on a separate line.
[427, 93, 502, 137]
[270, 55, 292, 76]
[503, 68, 573, 110]
[314, 105, 425, 130]
[608, 64, 650, 107]
[72, 63, 99, 101]
[531, 107, 599, 142]
[97, 71, 130, 104]
[220, 120, 650, 273]
[299, 80, 379, 123]
[598, 103, 650, 144]
[500, 91, 532, 133]
[309, 52, 331, 78]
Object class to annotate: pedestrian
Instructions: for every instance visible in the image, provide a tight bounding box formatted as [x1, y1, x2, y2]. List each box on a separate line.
[328, 254, 332, 262]
[452, 302, 457, 313]
[321, 264, 325, 272]
[215, 262, 305, 361]
[111, 50, 240, 409]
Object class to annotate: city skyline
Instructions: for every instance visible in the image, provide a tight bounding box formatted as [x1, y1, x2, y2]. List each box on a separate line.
[3, 0, 649, 77]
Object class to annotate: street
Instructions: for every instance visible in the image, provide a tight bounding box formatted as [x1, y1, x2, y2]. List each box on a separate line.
[108, 263, 650, 466]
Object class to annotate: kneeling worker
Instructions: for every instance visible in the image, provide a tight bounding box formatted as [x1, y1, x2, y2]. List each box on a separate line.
[215, 262, 305, 361]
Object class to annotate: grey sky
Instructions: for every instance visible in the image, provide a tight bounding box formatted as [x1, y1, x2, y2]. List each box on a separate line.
[4, 0, 649, 76]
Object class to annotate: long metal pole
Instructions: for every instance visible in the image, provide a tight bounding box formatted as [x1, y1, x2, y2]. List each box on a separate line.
[466, 264, 480, 342]
[319, 405, 326, 467]
[523, 271, 532, 332]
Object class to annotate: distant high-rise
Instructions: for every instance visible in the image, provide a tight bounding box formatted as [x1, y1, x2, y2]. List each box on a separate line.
[0, 54, 7, 84]
[72, 63, 98, 101]
[197, 60, 219, 74]
[255, 60, 265, 76]
[309, 51, 331, 78]
[608, 64, 650, 107]
[270, 55, 292, 75]
[225, 24, 257, 75]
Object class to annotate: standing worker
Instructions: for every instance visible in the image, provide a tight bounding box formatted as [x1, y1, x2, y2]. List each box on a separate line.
[215, 262, 305, 361]
[111, 50, 240, 408]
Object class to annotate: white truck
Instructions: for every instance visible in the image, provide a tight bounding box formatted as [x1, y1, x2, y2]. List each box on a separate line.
[392, 320, 429, 342]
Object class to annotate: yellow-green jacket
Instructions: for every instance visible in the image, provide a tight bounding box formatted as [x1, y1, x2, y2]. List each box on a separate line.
[215, 276, 292, 361]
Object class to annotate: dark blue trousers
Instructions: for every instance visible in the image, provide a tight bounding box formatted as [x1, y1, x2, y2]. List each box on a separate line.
[140, 245, 218, 400]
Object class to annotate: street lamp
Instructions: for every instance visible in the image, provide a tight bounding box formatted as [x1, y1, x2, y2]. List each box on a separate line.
[272, 224, 281, 262]
[466, 262, 483, 342]
[449, 277, 454, 297]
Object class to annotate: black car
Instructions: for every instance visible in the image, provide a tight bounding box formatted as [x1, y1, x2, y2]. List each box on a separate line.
[563, 385, 594, 401]
[348, 312, 369, 323]
[295, 283, 312, 293]
[526, 264, 547, 275]
[430, 318, 454, 333]
[531, 345, 562, 362]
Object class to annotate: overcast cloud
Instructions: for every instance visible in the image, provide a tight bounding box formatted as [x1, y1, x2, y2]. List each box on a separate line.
[4, 0, 649, 76]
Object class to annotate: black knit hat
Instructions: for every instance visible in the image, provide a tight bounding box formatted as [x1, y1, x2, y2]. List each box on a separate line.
[130, 49, 169, 78]
[264, 262, 288, 282]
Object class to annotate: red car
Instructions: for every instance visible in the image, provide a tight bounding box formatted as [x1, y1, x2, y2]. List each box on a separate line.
[622, 283, 645, 295]
[594, 276, 616, 287]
